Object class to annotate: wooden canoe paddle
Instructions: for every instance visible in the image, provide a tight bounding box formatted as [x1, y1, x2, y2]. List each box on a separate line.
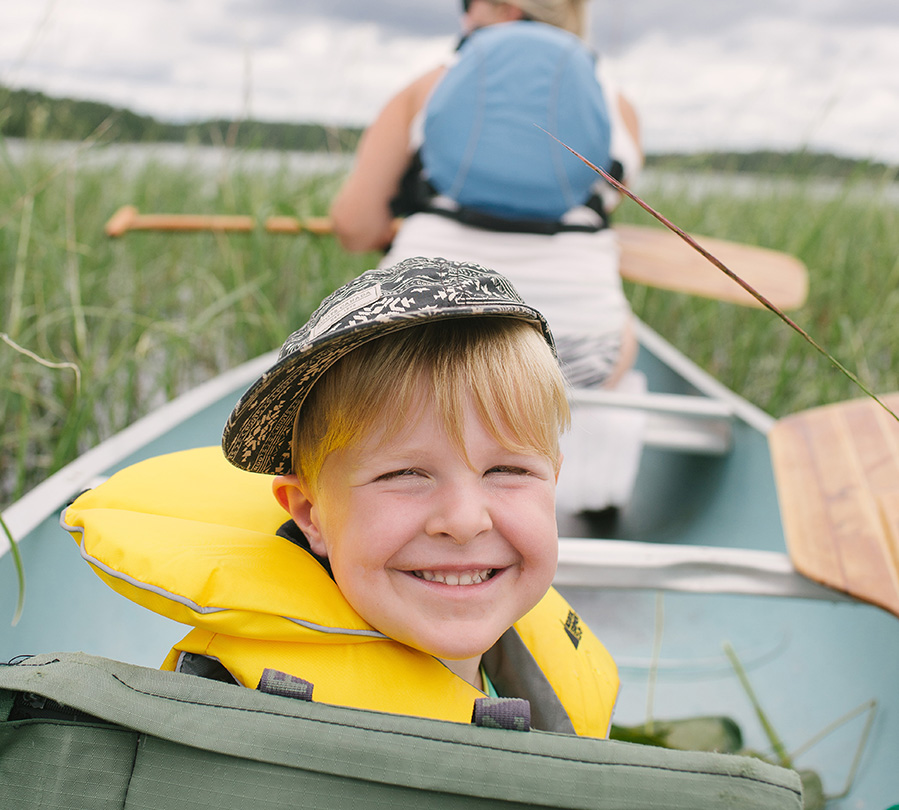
[769, 392, 899, 619]
[105, 205, 809, 311]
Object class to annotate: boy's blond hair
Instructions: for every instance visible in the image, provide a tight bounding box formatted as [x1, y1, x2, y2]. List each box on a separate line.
[292, 319, 569, 490]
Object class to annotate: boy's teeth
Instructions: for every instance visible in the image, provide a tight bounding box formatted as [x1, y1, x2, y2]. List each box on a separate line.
[413, 569, 493, 585]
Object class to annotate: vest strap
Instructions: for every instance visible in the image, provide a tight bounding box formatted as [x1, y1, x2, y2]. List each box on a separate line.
[257, 669, 314, 702]
[472, 697, 531, 731]
[426, 204, 607, 235]
[390, 151, 610, 236]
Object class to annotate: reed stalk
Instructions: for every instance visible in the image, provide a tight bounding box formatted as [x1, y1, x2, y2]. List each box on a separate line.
[0, 512, 25, 626]
[7, 194, 32, 339]
[64, 161, 88, 357]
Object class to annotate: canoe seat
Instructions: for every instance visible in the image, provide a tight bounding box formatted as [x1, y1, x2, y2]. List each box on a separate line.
[570, 387, 733, 456]
[769, 392, 899, 619]
[554, 538, 853, 601]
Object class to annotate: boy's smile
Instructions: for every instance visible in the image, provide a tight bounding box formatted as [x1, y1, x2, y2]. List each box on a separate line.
[278, 389, 560, 685]
[411, 568, 494, 584]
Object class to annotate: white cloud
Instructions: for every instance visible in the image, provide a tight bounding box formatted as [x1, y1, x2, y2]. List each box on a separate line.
[246, 23, 452, 125]
[3, 2, 897, 163]
[3, 3, 453, 125]
[607, 17, 899, 162]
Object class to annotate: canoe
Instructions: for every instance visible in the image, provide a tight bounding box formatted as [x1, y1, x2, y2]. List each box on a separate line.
[1, 320, 897, 809]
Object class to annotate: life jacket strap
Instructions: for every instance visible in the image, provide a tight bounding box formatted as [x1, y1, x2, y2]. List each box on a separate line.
[391, 151, 618, 236]
[257, 669, 314, 702]
[424, 201, 607, 235]
[472, 697, 531, 731]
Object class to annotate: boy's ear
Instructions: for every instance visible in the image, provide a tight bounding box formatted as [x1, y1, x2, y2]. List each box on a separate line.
[272, 474, 329, 557]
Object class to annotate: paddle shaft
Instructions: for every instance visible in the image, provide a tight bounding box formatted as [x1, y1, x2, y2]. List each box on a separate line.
[104, 206, 809, 310]
[105, 206, 332, 237]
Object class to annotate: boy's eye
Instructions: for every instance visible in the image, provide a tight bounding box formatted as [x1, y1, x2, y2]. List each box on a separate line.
[376, 468, 421, 481]
[487, 465, 531, 476]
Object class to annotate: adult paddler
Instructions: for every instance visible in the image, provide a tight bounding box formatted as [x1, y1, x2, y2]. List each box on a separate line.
[330, 1, 646, 513]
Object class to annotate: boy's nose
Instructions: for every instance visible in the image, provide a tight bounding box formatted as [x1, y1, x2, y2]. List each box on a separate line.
[425, 482, 493, 544]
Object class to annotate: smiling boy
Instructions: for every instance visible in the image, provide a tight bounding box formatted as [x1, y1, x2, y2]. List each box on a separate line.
[216, 256, 618, 734]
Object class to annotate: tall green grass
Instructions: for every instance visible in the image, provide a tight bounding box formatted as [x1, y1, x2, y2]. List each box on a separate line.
[619, 168, 899, 416]
[0, 142, 377, 505]
[1, 140, 897, 508]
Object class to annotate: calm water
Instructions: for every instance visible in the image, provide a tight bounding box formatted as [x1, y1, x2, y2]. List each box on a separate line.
[4, 138, 354, 176]
[6, 138, 898, 207]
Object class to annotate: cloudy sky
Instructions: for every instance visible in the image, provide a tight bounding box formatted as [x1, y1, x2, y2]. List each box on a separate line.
[3, 0, 898, 163]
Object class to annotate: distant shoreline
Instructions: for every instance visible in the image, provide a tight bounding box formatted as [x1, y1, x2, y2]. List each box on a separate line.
[3, 138, 354, 177]
[3, 83, 896, 179]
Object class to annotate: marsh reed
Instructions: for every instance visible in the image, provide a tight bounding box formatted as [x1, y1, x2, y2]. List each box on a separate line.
[2, 140, 897, 507]
[620, 167, 899, 418]
[0, 142, 375, 505]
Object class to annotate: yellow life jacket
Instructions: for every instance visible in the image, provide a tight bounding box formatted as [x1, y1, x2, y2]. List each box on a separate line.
[63, 446, 619, 737]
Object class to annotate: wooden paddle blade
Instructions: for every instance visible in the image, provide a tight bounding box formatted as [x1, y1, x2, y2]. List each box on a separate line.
[616, 224, 809, 311]
[769, 393, 899, 618]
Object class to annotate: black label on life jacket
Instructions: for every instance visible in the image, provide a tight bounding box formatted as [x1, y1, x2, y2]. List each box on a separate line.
[564, 611, 583, 649]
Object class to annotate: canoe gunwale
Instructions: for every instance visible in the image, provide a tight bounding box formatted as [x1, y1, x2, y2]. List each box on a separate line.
[633, 320, 775, 435]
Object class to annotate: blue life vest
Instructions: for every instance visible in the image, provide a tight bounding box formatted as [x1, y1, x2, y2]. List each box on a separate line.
[420, 21, 612, 224]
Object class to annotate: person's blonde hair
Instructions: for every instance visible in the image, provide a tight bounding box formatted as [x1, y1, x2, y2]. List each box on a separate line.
[509, 0, 589, 38]
[292, 318, 570, 490]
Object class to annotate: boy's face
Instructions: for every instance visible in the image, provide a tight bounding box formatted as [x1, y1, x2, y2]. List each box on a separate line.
[290, 390, 559, 665]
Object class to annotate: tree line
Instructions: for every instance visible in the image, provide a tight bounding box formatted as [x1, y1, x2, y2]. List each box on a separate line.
[647, 150, 894, 180]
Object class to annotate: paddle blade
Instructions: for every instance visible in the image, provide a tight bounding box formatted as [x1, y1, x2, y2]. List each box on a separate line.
[770, 392, 899, 618]
[616, 224, 809, 311]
